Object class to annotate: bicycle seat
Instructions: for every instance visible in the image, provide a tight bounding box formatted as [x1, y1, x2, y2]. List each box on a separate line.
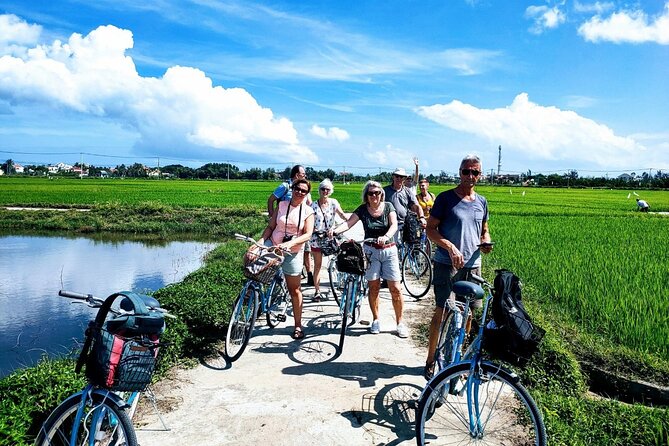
[452, 281, 484, 300]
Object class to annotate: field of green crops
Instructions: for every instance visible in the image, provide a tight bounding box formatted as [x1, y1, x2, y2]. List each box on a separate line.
[2, 177, 668, 364]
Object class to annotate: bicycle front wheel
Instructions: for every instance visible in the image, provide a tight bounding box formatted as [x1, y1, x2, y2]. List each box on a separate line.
[36, 392, 137, 446]
[415, 361, 546, 446]
[225, 285, 258, 362]
[328, 257, 344, 305]
[401, 247, 432, 298]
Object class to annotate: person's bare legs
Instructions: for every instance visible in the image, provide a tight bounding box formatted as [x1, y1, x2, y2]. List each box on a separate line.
[312, 250, 323, 296]
[426, 306, 446, 364]
[387, 280, 404, 324]
[367, 279, 380, 320]
[285, 274, 303, 331]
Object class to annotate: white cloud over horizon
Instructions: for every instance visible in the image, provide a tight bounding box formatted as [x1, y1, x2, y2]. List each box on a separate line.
[0, 15, 317, 163]
[578, 2, 669, 44]
[415, 93, 647, 169]
[310, 124, 350, 142]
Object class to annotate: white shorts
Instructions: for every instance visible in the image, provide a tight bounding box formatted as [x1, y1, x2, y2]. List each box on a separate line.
[364, 244, 401, 282]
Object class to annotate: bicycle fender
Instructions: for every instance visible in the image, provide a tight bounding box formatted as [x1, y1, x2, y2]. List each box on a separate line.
[480, 360, 520, 382]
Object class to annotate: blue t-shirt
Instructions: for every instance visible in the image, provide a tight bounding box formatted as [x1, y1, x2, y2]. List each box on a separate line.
[431, 189, 488, 268]
[272, 180, 312, 203]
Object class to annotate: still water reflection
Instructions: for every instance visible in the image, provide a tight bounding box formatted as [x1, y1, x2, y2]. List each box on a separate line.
[0, 233, 216, 378]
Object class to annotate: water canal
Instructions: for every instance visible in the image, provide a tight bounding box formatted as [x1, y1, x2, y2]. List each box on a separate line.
[0, 232, 216, 377]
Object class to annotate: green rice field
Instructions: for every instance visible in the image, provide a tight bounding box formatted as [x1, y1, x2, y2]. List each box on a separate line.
[1, 177, 668, 364]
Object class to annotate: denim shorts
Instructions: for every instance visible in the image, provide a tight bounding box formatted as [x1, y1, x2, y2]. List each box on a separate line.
[364, 244, 401, 282]
[433, 262, 482, 309]
[281, 251, 303, 277]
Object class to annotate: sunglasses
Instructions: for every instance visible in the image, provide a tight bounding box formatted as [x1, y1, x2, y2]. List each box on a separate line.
[367, 190, 382, 197]
[293, 188, 309, 195]
[319, 188, 331, 192]
[461, 168, 481, 176]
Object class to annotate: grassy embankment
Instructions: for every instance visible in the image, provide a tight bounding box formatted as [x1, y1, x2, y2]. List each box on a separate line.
[0, 177, 667, 445]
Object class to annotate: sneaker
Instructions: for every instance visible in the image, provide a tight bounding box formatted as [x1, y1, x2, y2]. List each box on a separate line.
[311, 293, 322, 302]
[370, 319, 380, 334]
[396, 322, 409, 338]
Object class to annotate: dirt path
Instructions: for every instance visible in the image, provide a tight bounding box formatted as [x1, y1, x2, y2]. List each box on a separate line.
[136, 223, 433, 445]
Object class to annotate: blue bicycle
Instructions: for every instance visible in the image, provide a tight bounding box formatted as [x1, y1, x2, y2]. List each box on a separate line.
[415, 274, 546, 445]
[224, 234, 290, 362]
[36, 290, 168, 446]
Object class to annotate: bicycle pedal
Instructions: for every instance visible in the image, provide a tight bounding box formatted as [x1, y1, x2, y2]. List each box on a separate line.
[277, 314, 287, 322]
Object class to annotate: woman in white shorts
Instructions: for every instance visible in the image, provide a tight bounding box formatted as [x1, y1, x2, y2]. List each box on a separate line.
[333, 181, 409, 338]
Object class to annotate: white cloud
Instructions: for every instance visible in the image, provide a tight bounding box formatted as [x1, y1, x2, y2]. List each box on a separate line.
[564, 95, 598, 109]
[310, 124, 350, 142]
[573, 1, 614, 15]
[578, 3, 669, 44]
[525, 5, 567, 34]
[363, 144, 413, 167]
[0, 15, 316, 163]
[415, 93, 646, 169]
[0, 14, 42, 56]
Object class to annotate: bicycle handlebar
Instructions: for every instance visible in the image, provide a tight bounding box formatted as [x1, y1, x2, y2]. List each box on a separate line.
[59, 289, 174, 317]
[469, 273, 492, 288]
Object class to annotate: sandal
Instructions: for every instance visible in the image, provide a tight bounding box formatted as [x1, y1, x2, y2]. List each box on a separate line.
[312, 293, 322, 302]
[423, 361, 435, 380]
[291, 327, 305, 340]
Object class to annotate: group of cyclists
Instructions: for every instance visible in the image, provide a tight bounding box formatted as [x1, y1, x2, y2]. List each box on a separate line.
[260, 154, 493, 379]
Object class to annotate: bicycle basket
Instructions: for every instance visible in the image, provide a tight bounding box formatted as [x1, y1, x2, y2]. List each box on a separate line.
[87, 327, 159, 391]
[402, 211, 421, 244]
[336, 240, 365, 275]
[482, 314, 545, 367]
[243, 245, 284, 284]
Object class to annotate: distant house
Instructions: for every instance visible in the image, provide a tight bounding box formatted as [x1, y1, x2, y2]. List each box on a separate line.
[148, 169, 161, 178]
[48, 162, 74, 173]
[99, 170, 109, 178]
[618, 173, 634, 182]
[13, 163, 25, 174]
[0, 168, 4, 176]
[72, 166, 89, 177]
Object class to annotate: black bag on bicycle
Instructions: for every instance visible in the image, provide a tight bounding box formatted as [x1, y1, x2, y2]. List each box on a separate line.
[483, 269, 545, 366]
[78, 292, 165, 391]
[316, 232, 339, 257]
[336, 240, 365, 275]
[402, 211, 421, 244]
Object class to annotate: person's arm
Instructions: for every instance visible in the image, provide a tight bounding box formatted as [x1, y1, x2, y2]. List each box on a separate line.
[479, 220, 493, 253]
[378, 210, 398, 246]
[426, 215, 464, 269]
[259, 208, 278, 244]
[413, 157, 419, 185]
[333, 213, 359, 235]
[267, 194, 277, 216]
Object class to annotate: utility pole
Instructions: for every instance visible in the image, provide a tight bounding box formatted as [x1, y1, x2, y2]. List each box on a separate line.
[497, 145, 501, 185]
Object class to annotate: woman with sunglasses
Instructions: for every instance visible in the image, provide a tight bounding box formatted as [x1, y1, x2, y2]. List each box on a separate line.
[259, 178, 315, 340]
[310, 178, 347, 302]
[334, 181, 409, 338]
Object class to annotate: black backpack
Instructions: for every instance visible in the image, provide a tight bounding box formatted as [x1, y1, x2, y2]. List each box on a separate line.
[483, 269, 545, 366]
[402, 211, 421, 244]
[336, 240, 366, 275]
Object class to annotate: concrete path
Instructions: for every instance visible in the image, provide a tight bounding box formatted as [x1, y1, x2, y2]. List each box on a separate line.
[136, 221, 434, 446]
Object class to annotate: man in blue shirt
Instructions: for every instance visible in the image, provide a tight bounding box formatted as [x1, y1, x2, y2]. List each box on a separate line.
[423, 154, 493, 379]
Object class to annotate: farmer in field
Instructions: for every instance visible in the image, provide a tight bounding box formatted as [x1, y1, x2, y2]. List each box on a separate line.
[267, 165, 315, 286]
[423, 154, 493, 380]
[636, 198, 650, 212]
[260, 178, 315, 340]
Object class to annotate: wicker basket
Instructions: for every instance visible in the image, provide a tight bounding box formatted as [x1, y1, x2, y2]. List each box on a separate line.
[243, 246, 284, 284]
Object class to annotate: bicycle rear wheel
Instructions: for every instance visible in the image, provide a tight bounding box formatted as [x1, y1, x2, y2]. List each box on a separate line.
[36, 392, 137, 446]
[338, 277, 358, 353]
[435, 309, 462, 372]
[225, 285, 258, 362]
[415, 361, 546, 446]
[401, 247, 432, 298]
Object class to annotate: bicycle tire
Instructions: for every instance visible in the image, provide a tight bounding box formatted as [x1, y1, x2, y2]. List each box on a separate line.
[266, 277, 288, 328]
[415, 361, 547, 446]
[35, 392, 137, 446]
[328, 257, 344, 305]
[225, 285, 258, 362]
[338, 277, 357, 353]
[435, 310, 461, 372]
[401, 246, 432, 298]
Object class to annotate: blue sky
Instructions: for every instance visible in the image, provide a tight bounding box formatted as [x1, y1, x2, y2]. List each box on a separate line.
[0, 0, 667, 176]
